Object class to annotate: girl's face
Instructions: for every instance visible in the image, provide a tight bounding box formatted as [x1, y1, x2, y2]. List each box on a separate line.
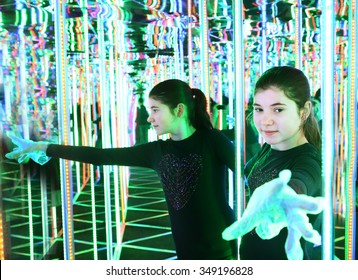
[147, 98, 179, 136]
[253, 87, 308, 151]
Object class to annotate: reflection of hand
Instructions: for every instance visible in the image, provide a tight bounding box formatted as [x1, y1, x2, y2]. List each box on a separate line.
[222, 170, 324, 260]
[5, 132, 51, 165]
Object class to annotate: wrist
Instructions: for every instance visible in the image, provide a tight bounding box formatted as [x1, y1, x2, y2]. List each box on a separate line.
[38, 142, 49, 153]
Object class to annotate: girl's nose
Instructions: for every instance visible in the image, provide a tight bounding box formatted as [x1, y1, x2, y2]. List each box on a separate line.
[262, 113, 274, 125]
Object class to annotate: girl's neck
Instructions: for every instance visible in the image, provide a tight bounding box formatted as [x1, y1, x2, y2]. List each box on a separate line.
[170, 125, 196, 141]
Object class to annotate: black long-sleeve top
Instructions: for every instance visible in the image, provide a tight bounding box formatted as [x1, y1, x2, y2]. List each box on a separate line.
[47, 129, 237, 260]
[241, 143, 322, 260]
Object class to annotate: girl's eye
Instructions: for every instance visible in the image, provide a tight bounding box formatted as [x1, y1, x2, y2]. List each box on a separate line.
[254, 107, 262, 112]
[274, 108, 284, 113]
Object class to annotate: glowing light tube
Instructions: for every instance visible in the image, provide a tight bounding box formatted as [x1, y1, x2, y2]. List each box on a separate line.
[81, 0, 98, 260]
[198, 0, 210, 105]
[320, 2, 335, 260]
[108, 8, 125, 259]
[346, 0, 357, 260]
[40, 172, 50, 257]
[295, 0, 303, 69]
[233, 0, 245, 258]
[261, 0, 267, 73]
[97, 13, 114, 260]
[54, 0, 75, 260]
[187, 0, 193, 86]
[17, 17, 35, 259]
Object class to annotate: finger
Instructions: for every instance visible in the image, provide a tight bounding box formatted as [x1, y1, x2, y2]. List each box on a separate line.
[222, 216, 258, 240]
[6, 133, 23, 146]
[5, 130, 15, 138]
[287, 209, 322, 246]
[302, 229, 321, 246]
[5, 146, 25, 159]
[278, 169, 292, 184]
[5, 151, 21, 160]
[284, 194, 325, 214]
[285, 227, 304, 260]
[291, 216, 321, 246]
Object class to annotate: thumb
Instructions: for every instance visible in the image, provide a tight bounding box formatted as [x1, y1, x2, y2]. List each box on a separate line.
[222, 215, 257, 240]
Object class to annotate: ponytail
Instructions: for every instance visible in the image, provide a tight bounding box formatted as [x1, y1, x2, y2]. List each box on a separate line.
[191, 88, 213, 130]
[303, 109, 321, 151]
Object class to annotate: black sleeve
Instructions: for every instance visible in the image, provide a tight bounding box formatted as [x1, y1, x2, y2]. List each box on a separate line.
[210, 129, 235, 171]
[46, 141, 160, 169]
[289, 154, 322, 197]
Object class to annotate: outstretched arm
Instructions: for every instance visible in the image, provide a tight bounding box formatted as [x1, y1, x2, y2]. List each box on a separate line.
[5, 131, 158, 168]
[222, 170, 324, 260]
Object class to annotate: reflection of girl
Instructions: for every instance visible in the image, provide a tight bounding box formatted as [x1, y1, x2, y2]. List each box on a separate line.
[7, 79, 238, 260]
[224, 66, 322, 260]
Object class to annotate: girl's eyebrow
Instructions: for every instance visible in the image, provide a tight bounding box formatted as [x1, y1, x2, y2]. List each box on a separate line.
[150, 106, 159, 109]
[253, 102, 287, 107]
[270, 102, 287, 106]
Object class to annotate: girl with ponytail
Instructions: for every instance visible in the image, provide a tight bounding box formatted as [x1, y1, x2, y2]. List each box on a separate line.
[6, 78, 238, 260]
[224, 66, 323, 260]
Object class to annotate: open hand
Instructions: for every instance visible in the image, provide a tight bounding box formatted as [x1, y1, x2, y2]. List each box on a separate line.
[222, 170, 324, 260]
[5, 132, 51, 165]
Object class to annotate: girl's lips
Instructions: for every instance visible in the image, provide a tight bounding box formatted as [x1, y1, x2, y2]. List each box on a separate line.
[262, 130, 277, 137]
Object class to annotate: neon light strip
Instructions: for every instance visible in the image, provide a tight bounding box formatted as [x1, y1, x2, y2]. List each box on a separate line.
[226, 39, 235, 209]
[321, 2, 335, 260]
[115, 22, 127, 226]
[81, 0, 98, 260]
[113, 20, 124, 258]
[346, 0, 357, 260]
[26, 175, 34, 260]
[122, 232, 174, 246]
[97, 13, 114, 260]
[198, 0, 210, 106]
[233, 0, 245, 258]
[261, 0, 267, 73]
[0, 197, 4, 260]
[295, 0, 302, 69]
[17, 15, 35, 259]
[54, 0, 74, 260]
[121, 244, 176, 254]
[40, 172, 50, 257]
[187, 2, 193, 86]
[0, 132, 4, 259]
[71, 66, 82, 195]
[108, 11, 123, 259]
[175, 25, 183, 80]
[217, 63, 223, 130]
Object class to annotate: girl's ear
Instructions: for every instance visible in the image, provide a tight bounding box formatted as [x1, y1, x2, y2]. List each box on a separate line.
[301, 101, 312, 120]
[176, 103, 185, 117]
